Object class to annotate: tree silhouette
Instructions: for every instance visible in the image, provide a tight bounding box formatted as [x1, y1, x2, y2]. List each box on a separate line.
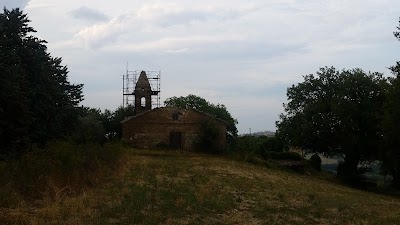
[0, 8, 83, 157]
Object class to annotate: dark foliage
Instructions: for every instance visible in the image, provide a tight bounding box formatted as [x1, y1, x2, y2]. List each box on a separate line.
[394, 17, 400, 41]
[229, 135, 285, 161]
[195, 119, 221, 153]
[309, 154, 322, 171]
[231, 136, 266, 155]
[378, 19, 400, 188]
[380, 62, 400, 188]
[261, 136, 284, 152]
[71, 113, 105, 144]
[79, 105, 135, 142]
[0, 8, 83, 158]
[277, 67, 386, 176]
[264, 151, 302, 161]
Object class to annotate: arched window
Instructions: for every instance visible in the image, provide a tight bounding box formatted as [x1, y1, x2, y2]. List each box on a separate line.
[141, 97, 146, 107]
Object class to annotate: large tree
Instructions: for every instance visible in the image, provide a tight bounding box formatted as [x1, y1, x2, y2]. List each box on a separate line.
[277, 67, 386, 176]
[380, 19, 400, 188]
[0, 8, 83, 157]
[381, 62, 400, 188]
[164, 94, 238, 142]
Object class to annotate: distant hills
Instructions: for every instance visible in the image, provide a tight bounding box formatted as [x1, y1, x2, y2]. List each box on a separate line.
[240, 131, 275, 137]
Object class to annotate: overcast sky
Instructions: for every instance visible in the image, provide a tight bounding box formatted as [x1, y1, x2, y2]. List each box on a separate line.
[2, 0, 400, 133]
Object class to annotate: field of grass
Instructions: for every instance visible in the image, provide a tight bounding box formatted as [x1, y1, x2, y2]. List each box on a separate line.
[2, 149, 400, 224]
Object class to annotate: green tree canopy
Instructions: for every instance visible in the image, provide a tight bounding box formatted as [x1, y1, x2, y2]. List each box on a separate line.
[0, 8, 83, 157]
[164, 94, 238, 141]
[277, 67, 386, 176]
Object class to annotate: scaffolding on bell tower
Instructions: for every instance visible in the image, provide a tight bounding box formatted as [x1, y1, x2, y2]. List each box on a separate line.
[122, 69, 161, 110]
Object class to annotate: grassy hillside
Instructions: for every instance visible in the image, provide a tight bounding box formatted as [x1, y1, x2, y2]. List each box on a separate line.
[2, 149, 400, 225]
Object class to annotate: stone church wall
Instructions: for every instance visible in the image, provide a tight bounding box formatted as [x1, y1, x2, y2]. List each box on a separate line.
[122, 107, 227, 150]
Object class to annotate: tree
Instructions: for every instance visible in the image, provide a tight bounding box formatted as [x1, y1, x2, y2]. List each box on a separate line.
[380, 20, 400, 188]
[196, 119, 220, 152]
[0, 8, 32, 156]
[380, 63, 400, 188]
[394, 17, 400, 41]
[0, 8, 83, 157]
[79, 105, 135, 141]
[262, 136, 283, 152]
[104, 105, 135, 140]
[72, 113, 105, 144]
[164, 94, 238, 142]
[231, 136, 265, 156]
[277, 67, 386, 177]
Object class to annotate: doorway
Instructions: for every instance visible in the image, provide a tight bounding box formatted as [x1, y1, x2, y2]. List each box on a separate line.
[170, 132, 182, 149]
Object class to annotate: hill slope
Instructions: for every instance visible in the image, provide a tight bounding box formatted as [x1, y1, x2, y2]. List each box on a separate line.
[3, 150, 400, 224]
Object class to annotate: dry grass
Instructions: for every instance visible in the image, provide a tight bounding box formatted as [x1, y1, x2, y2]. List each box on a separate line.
[2, 149, 400, 224]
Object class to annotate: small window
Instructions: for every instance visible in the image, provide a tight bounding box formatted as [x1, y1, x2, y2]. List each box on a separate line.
[172, 111, 182, 121]
[172, 113, 178, 121]
[141, 97, 146, 107]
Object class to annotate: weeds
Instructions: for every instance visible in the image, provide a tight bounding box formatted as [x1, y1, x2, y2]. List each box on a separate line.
[0, 141, 127, 223]
[2, 149, 400, 224]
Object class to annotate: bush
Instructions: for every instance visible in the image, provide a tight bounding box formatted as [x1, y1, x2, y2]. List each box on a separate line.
[309, 154, 322, 171]
[71, 114, 105, 144]
[120, 138, 130, 148]
[195, 119, 221, 153]
[230, 136, 266, 155]
[264, 151, 302, 161]
[261, 137, 284, 152]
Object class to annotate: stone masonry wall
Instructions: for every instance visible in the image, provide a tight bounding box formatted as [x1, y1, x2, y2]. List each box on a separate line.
[122, 107, 226, 150]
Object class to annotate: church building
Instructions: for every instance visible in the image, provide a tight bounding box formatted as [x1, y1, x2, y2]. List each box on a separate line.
[121, 71, 227, 150]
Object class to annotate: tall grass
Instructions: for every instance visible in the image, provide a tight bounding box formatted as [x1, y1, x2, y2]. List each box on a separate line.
[0, 141, 127, 209]
[2, 149, 400, 224]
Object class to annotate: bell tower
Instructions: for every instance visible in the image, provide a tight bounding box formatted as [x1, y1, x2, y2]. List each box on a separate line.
[123, 69, 161, 113]
[134, 71, 153, 114]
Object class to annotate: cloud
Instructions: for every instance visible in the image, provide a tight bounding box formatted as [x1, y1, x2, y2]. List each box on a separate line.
[104, 34, 245, 53]
[135, 3, 245, 27]
[22, 0, 400, 133]
[74, 15, 128, 48]
[164, 48, 189, 54]
[73, 3, 255, 49]
[70, 6, 109, 22]
[2, 0, 30, 9]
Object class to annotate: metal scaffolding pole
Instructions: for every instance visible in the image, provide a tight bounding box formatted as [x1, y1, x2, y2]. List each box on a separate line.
[122, 69, 161, 110]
